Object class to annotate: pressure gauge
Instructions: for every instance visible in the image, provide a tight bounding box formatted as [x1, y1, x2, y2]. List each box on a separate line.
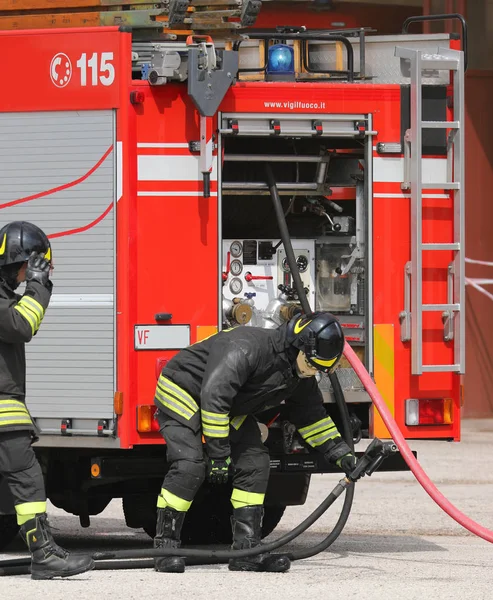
[229, 277, 243, 295]
[230, 240, 243, 258]
[282, 255, 309, 273]
[296, 255, 309, 273]
[230, 259, 243, 276]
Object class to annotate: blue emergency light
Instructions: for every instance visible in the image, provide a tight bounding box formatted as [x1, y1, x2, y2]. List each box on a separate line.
[266, 43, 295, 76]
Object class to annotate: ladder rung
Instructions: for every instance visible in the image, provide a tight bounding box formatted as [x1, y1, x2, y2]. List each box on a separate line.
[420, 57, 459, 70]
[421, 243, 460, 251]
[422, 304, 460, 312]
[422, 365, 461, 373]
[421, 121, 459, 129]
[422, 182, 460, 190]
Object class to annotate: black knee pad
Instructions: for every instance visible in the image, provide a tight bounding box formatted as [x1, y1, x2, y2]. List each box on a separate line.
[178, 459, 206, 485]
[234, 447, 270, 492]
[164, 459, 207, 501]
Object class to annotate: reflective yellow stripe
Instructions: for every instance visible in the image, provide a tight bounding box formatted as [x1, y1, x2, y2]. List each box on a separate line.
[155, 388, 193, 420]
[201, 409, 229, 424]
[311, 356, 337, 368]
[305, 429, 339, 447]
[14, 305, 36, 334]
[15, 501, 47, 525]
[0, 399, 27, 408]
[157, 488, 192, 512]
[201, 409, 230, 438]
[15, 502, 47, 517]
[202, 424, 229, 438]
[0, 399, 32, 426]
[231, 488, 265, 509]
[158, 376, 198, 412]
[20, 296, 44, 321]
[298, 417, 335, 437]
[230, 415, 247, 430]
[0, 405, 29, 415]
[299, 417, 339, 447]
[21, 303, 42, 327]
[0, 418, 33, 426]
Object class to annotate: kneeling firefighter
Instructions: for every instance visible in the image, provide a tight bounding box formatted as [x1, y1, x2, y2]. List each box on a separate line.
[152, 311, 356, 573]
[0, 221, 94, 580]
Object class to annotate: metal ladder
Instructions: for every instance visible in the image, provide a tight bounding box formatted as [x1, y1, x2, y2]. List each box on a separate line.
[396, 46, 465, 375]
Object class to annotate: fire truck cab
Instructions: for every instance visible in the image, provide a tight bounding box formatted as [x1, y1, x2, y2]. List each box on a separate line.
[0, 11, 466, 546]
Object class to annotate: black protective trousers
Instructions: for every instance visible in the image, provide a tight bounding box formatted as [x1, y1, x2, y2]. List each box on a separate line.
[0, 431, 46, 509]
[156, 411, 270, 503]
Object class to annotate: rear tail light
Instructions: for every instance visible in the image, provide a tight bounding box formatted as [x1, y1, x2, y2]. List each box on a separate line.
[137, 405, 160, 433]
[405, 398, 453, 426]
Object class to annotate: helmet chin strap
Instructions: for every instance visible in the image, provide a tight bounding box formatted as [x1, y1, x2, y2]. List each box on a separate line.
[0, 263, 22, 291]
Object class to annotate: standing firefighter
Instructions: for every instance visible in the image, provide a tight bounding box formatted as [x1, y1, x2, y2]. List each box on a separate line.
[153, 311, 356, 573]
[0, 221, 94, 580]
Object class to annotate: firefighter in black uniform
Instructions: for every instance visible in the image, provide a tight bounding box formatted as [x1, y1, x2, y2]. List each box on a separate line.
[152, 311, 356, 574]
[0, 221, 94, 580]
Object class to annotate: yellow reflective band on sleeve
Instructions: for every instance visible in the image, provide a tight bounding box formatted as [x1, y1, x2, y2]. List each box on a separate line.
[157, 488, 192, 512]
[202, 424, 229, 438]
[230, 415, 247, 430]
[231, 488, 265, 509]
[201, 409, 229, 424]
[298, 417, 335, 437]
[305, 429, 339, 447]
[298, 416, 339, 448]
[20, 296, 45, 321]
[201, 409, 230, 438]
[14, 305, 37, 335]
[311, 356, 337, 368]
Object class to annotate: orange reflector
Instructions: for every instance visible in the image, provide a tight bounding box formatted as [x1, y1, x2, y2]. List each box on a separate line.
[114, 391, 123, 415]
[405, 398, 454, 426]
[137, 405, 160, 433]
[443, 398, 453, 425]
[91, 463, 101, 478]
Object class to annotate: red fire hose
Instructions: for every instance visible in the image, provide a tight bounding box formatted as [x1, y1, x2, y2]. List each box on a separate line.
[344, 341, 493, 544]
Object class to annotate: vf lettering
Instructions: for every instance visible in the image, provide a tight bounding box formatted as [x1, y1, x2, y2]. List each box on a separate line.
[137, 329, 150, 345]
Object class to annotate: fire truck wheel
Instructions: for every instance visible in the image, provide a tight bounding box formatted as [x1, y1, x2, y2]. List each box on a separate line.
[0, 514, 19, 550]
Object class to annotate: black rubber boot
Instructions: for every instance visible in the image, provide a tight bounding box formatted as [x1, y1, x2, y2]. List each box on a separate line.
[20, 513, 94, 580]
[228, 506, 290, 573]
[154, 507, 186, 573]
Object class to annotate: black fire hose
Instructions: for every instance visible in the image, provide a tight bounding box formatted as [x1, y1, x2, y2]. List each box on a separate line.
[264, 163, 355, 560]
[0, 167, 361, 576]
[1, 437, 394, 575]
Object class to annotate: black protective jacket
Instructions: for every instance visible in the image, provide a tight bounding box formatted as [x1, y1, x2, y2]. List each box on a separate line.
[0, 277, 52, 434]
[155, 324, 343, 459]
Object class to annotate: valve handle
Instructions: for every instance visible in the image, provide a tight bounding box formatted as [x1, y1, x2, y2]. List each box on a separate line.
[245, 272, 274, 282]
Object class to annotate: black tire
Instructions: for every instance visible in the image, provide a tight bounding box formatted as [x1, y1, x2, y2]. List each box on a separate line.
[141, 488, 286, 545]
[0, 514, 20, 550]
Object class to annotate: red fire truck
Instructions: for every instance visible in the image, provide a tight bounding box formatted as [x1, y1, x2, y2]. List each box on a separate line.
[0, 5, 466, 547]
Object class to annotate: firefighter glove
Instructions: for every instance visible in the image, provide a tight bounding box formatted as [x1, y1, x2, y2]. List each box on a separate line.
[207, 456, 232, 485]
[336, 453, 358, 476]
[25, 252, 51, 288]
[323, 437, 356, 474]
